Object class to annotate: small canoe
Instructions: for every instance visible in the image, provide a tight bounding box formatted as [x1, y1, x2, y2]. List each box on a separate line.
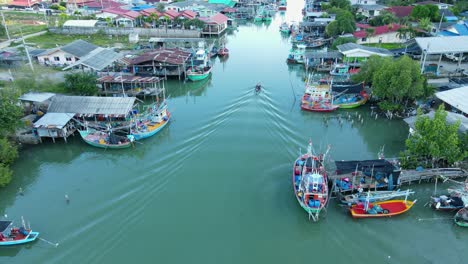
[0, 221, 39, 246]
[430, 194, 466, 211]
[454, 207, 468, 227]
[350, 199, 417, 218]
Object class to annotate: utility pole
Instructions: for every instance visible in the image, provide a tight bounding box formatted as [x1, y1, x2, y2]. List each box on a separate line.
[1, 11, 10, 41]
[20, 28, 34, 72]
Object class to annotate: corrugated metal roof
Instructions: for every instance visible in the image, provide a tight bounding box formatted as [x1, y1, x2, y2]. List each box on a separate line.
[34, 113, 74, 129]
[435, 86, 468, 114]
[62, 48, 123, 71]
[415, 36, 468, 54]
[19, 92, 56, 102]
[63, 20, 99, 28]
[337, 43, 393, 56]
[61, 40, 98, 58]
[404, 110, 467, 133]
[48, 96, 136, 116]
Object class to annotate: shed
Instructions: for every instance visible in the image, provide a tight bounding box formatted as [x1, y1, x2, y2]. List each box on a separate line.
[19, 92, 56, 103]
[404, 110, 468, 134]
[48, 96, 136, 117]
[435, 86, 468, 115]
[62, 47, 123, 72]
[33, 112, 76, 143]
[415, 36, 468, 54]
[63, 20, 99, 28]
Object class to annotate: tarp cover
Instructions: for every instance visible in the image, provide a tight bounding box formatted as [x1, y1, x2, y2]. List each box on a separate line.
[335, 159, 396, 175]
[0, 221, 12, 232]
[332, 82, 364, 94]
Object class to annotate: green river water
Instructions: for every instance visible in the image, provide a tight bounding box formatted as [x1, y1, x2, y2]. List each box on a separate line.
[1, 2, 467, 264]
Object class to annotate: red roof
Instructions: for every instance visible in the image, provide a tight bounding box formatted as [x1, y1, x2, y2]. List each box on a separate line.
[163, 10, 179, 19]
[200, 13, 228, 25]
[179, 10, 197, 19]
[385, 6, 414, 18]
[121, 11, 140, 20]
[353, 24, 401, 38]
[140, 8, 162, 17]
[356, 23, 371, 29]
[102, 7, 128, 16]
[8, 0, 40, 7]
[80, 0, 123, 9]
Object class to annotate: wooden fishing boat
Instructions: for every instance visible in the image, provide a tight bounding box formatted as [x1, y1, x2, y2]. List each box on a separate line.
[218, 47, 229, 57]
[0, 220, 39, 246]
[333, 90, 369, 109]
[301, 78, 339, 112]
[454, 207, 468, 227]
[430, 194, 466, 211]
[187, 47, 212, 81]
[340, 189, 414, 206]
[131, 101, 171, 141]
[350, 199, 417, 218]
[210, 46, 218, 58]
[286, 44, 306, 64]
[293, 141, 329, 221]
[279, 22, 290, 34]
[278, 0, 287, 10]
[78, 129, 134, 149]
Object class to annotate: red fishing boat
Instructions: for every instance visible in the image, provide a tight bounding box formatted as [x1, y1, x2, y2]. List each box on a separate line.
[301, 78, 339, 112]
[350, 199, 417, 218]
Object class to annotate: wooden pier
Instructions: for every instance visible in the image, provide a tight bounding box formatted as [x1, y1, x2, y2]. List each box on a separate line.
[398, 168, 467, 185]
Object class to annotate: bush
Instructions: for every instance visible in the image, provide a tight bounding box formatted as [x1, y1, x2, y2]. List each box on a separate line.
[0, 164, 12, 188]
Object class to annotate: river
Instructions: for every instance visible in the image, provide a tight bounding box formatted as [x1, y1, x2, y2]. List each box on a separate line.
[1, 2, 467, 264]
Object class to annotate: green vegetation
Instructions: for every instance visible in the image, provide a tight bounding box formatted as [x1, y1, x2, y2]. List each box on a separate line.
[325, 8, 356, 37]
[400, 105, 465, 169]
[368, 11, 397, 27]
[0, 89, 22, 187]
[64, 72, 98, 96]
[411, 4, 440, 22]
[331, 37, 356, 50]
[8, 64, 67, 94]
[24, 32, 130, 49]
[362, 43, 405, 50]
[352, 56, 432, 113]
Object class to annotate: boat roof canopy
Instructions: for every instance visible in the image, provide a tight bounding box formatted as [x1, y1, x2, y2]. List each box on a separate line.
[0, 221, 12, 232]
[335, 159, 396, 175]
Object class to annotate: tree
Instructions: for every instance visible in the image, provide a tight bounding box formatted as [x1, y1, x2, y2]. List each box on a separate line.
[396, 25, 415, 42]
[352, 56, 429, 112]
[328, 0, 351, 11]
[325, 8, 356, 37]
[411, 5, 440, 21]
[401, 105, 464, 169]
[0, 164, 13, 188]
[369, 11, 397, 26]
[0, 137, 18, 167]
[331, 37, 356, 50]
[365, 28, 375, 44]
[156, 3, 165, 13]
[64, 72, 98, 96]
[0, 89, 23, 137]
[418, 17, 432, 32]
[149, 13, 159, 28]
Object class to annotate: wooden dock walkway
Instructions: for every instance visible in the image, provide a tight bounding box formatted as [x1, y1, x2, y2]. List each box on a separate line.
[398, 168, 467, 185]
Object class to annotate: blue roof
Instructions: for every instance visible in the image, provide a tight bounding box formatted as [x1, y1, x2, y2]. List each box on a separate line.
[131, 4, 154, 11]
[445, 16, 459, 22]
[439, 23, 468, 37]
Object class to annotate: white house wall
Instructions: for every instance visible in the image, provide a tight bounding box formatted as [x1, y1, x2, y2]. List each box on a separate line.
[356, 32, 401, 44]
[37, 50, 78, 66]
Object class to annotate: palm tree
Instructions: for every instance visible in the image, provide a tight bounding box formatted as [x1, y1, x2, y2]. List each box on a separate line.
[149, 13, 159, 28]
[365, 28, 375, 44]
[418, 17, 432, 32]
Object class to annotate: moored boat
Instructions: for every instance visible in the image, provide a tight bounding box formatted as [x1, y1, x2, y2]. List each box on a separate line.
[301, 78, 339, 112]
[278, 0, 287, 10]
[454, 207, 468, 227]
[78, 129, 134, 149]
[286, 44, 306, 64]
[210, 46, 218, 58]
[339, 189, 414, 206]
[293, 141, 329, 221]
[218, 47, 229, 57]
[131, 100, 171, 141]
[187, 47, 212, 81]
[0, 220, 39, 246]
[333, 90, 369, 109]
[350, 199, 417, 218]
[430, 193, 466, 211]
[279, 22, 290, 34]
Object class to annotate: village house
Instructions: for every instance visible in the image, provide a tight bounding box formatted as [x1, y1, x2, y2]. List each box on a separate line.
[62, 47, 125, 73]
[96, 7, 141, 27]
[354, 23, 402, 44]
[7, 0, 41, 9]
[436, 20, 468, 37]
[200, 13, 229, 35]
[385, 6, 413, 19]
[166, 0, 226, 17]
[36, 39, 98, 67]
[353, 0, 386, 19]
[129, 48, 192, 79]
[414, 1, 452, 10]
[337, 42, 393, 64]
[66, 0, 124, 14]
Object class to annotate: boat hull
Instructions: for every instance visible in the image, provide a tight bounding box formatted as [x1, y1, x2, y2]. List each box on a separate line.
[187, 67, 212, 81]
[454, 208, 468, 227]
[301, 104, 339, 112]
[132, 113, 171, 141]
[292, 154, 328, 220]
[335, 97, 368, 109]
[0, 231, 39, 246]
[350, 200, 416, 218]
[78, 130, 132, 149]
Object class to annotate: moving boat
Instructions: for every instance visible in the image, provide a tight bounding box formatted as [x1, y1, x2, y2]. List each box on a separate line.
[187, 47, 212, 81]
[301, 78, 339, 112]
[131, 100, 171, 141]
[78, 128, 134, 149]
[0, 220, 39, 246]
[292, 141, 329, 221]
[454, 207, 468, 227]
[350, 199, 417, 218]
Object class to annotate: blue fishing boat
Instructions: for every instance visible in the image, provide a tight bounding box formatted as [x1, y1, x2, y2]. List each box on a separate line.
[0, 220, 39, 246]
[131, 100, 171, 141]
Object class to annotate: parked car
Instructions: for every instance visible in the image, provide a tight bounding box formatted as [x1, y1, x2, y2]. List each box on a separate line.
[444, 53, 466, 62]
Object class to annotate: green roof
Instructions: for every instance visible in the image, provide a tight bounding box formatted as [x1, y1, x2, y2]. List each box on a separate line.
[208, 0, 236, 8]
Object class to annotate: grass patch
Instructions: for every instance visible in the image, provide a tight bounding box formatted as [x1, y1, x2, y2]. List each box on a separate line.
[362, 43, 405, 50]
[25, 32, 131, 49]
